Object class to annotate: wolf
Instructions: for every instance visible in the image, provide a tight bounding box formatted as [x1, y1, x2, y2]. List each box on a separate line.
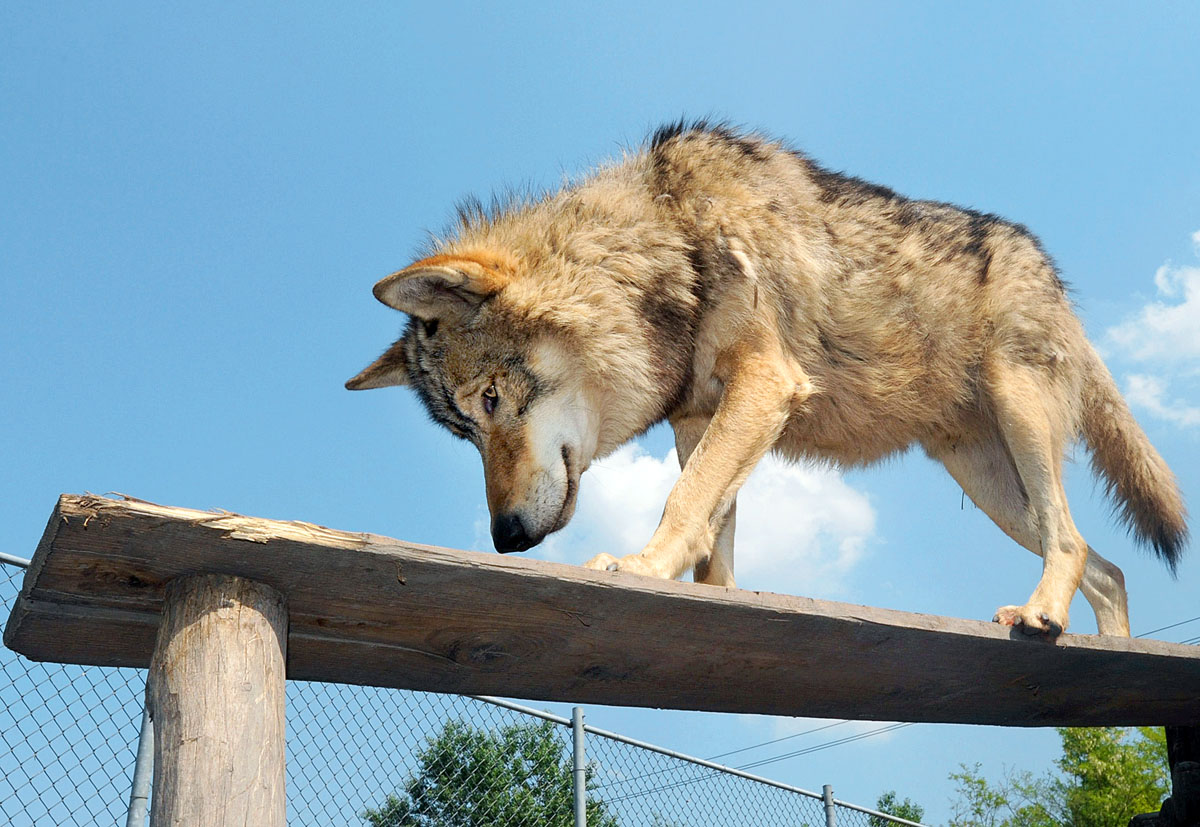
[347, 120, 1186, 637]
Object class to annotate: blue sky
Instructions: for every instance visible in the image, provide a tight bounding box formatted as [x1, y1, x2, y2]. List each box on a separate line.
[3, 2, 1199, 822]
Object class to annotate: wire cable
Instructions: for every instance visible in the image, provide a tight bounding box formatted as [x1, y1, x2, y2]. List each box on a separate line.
[596, 718, 854, 792]
[706, 719, 851, 762]
[737, 722, 916, 771]
[1135, 614, 1200, 639]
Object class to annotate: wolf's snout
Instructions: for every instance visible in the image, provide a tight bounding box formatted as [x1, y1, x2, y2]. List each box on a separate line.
[492, 513, 537, 553]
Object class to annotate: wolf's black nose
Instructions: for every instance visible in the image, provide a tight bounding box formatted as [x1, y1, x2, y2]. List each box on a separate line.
[492, 513, 534, 553]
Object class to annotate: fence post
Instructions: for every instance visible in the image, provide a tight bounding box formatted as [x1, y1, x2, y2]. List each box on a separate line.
[823, 784, 836, 827]
[573, 706, 586, 827]
[147, 574, 288, 827]
[125, 701, 154, 827]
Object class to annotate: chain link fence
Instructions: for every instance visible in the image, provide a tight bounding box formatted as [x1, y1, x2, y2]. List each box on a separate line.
[2, 562, 923, 826]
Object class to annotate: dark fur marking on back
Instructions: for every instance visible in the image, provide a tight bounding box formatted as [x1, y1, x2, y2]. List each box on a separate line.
[961, 214, 994, 284]
[650, 118, 767, 160]
[808, 161, 902, 207]
[649, 118, 693, 152]
[806, 159, 1065, 294]
[708, 124, 765, 159]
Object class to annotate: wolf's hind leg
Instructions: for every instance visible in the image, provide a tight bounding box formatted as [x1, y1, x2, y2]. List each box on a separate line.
[962, 360, 1093, 635]
[932, 435, 1130, 636]
[584, 346, 810, 581]
[1078, 547, 1129, 636]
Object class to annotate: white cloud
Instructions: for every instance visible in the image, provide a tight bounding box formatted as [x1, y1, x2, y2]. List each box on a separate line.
[1106, 263, 1200, 363]
[1105, 231, 1200, 428]
[1124, 374, 1200, 428]
[540, 443, 875, 598]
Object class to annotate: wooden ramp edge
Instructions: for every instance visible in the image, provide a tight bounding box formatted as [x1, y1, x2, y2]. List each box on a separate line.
[5, 494, 1199, 727]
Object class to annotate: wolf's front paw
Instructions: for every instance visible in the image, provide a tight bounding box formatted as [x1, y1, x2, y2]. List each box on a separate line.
[993, 604, 1066, 637]
[582, 553, 662, 578]
[583, 553, 621, 572]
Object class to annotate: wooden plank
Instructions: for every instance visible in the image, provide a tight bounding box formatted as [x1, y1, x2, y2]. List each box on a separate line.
[5, 493, 1200, 727]
[148, 574, 288, 827]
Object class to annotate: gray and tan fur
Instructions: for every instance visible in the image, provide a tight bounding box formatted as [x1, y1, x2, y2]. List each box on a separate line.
[348, 121, 1186, 637]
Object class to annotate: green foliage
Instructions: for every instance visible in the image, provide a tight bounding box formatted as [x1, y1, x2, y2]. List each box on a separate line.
[946, 727, 1169, 827]
[872, 790, 925, 825]
[947, 764, 1018, 827]
[1054, 726, 1169, 825]
[946, 763, 1057, 827]
[362, 719, 618, 827]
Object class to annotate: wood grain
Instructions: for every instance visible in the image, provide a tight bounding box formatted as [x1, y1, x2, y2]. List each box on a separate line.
[148, 574, 287, 827]
[5, 493, 1200, 726]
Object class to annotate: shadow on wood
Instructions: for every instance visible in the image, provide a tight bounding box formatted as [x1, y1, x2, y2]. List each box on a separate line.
[5, 494, 1200, 727]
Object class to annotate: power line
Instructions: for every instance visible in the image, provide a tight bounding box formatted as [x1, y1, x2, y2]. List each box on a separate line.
[706, 719, 851, 762]
[1135, 614, 1200, 639]
[603, 721, 915, 803]
[597, 718, 855, 793]
[737, 722, 915, 772]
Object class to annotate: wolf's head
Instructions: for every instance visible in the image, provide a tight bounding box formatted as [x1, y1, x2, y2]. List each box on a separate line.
[347, 250, 604, 553]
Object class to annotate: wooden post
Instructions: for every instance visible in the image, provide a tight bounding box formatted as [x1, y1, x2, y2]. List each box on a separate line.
[147, 574, 288, 827]
[1130, 726, 1200, 826]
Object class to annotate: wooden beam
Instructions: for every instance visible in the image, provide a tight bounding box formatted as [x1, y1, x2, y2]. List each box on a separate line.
[5, 494, 1200, 727]
[148, 574, 287, 827]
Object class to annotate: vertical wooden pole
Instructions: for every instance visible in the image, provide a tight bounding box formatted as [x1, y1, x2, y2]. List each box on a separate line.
[148, 574, 288, 827]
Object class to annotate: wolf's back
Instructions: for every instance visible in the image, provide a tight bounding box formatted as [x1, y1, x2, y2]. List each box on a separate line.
[1081, 347, 1188, 572]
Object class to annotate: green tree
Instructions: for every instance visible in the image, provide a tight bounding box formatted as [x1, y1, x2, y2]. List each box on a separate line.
[1055, 727, 1168, 825]
[947, 727, 1169, 827]
[872, 790, 925, 825]
[947, 763, 1055, 827]
[363, 719, 619, 827]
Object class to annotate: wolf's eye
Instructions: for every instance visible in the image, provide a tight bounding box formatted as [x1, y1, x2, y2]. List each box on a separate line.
[482, 383, 498, 415]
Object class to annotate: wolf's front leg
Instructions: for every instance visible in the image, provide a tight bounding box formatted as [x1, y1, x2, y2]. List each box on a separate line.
[675, 415, 736, 587]
[584, 346, 811, 582]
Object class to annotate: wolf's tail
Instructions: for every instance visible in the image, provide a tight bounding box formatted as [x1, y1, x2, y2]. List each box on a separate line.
[1080, 347, 1188, 574]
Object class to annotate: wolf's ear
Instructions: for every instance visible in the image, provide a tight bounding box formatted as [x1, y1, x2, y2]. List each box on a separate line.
[373, 254, 512, 322]
[346, 338, 409, 390]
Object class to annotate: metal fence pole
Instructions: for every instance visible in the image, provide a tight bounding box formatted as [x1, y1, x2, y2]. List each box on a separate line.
[572, 706, 586, 827]
[0, 552, 31, 568]
[125, 701, 154, 827]
[823, 784, 836, 827]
